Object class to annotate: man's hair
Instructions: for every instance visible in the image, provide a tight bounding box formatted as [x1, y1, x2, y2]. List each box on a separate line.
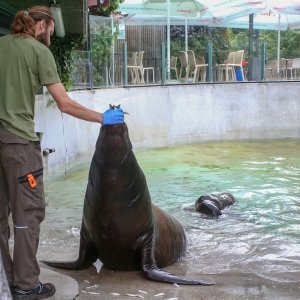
[11, 6, 54, 37]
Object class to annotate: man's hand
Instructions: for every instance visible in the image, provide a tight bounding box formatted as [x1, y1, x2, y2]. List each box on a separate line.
[102, 107, 124, 125]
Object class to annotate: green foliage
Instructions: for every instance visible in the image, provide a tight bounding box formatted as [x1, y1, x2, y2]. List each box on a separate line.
[261, 29, 300, 59]
[169, 26, 300, 72]
[170, 26, 229, 64]
[89, 0, 125, 17]
[50, 34, 84, 91]
[90, 20, 119, 85]
[228, 29, 249, 52]
[88, 1, 123, 85]
[228, 28, 300, 60]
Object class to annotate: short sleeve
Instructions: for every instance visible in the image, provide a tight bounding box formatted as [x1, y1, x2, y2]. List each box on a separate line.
[38, 48, 61, 85]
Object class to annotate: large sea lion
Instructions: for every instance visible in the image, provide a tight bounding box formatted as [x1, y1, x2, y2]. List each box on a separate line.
[44, 120, 214, 285]
[195, 192, 236, 217]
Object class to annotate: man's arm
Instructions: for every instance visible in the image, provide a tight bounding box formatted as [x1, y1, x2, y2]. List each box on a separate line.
[46, 83, 103, 123]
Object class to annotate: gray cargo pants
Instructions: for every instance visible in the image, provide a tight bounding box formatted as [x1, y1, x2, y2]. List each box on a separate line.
[0, 125, 45, 290]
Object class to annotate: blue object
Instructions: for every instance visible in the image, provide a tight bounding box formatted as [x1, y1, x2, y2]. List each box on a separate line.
[235, 68, 243, 81]
[103, 107, 124, 125]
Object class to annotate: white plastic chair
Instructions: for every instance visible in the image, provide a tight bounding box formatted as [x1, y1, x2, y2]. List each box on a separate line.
[226, 50, 245, 81]
[169, 56, 178, 80]
[286, 58, 300, 79]
[126, 52, 138, 84]
[127, 51, 145, 84]
[178, 51, 189, 82]
[187, 50, 208, 82]
[217, 51, 236, 82]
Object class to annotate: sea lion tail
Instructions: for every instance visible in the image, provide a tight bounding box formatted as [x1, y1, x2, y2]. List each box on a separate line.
[42, 256, 96, 270]
[143, 268, 215, 285]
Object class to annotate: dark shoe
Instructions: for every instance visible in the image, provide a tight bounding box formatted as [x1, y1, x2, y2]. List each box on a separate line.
[12, 282, 55, 299]
[10, 284, 15, 295]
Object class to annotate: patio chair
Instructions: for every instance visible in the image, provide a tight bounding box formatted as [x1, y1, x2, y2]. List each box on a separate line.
[226, 50, 245, 81]
[170, 56, 178, 80]
[178, 51, 189, 82]
[265, 59, 277, 80]
[265, 59, 286, 80]
[143, 55, 155, 83]
[126, 52, 138, 84]
[127, 51, 145, 84]
[187, 50, 208, 82]
[217, 51, 236, 82]
[286, 58, 300, 79]
[279, 58, 287, 79]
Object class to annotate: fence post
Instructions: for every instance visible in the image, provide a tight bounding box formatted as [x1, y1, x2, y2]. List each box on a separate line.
[261, 42, 266, 81]
[123, 41, 128, 86]
[161, 43, 166, 85]
[88, 50, 93, 89]
[111, 17, 115, 87]
[208, 41, 213, 82]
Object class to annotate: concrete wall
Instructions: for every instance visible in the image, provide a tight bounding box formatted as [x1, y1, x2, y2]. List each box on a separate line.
[35, 82, 300, 177]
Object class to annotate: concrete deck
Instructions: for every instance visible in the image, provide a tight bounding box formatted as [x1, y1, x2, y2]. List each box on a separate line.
[3, 250, 299, 299]
[38, 261, 300, 300]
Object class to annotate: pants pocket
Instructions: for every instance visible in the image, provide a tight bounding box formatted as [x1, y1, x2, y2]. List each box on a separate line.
[18, 169, 45, 211]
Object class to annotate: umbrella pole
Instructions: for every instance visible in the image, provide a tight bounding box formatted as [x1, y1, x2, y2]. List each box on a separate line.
[248, 13, 254, 81]
[185, 17, 188, 52]
[166, 0, 171, 81]
[277, 14, 281, 77]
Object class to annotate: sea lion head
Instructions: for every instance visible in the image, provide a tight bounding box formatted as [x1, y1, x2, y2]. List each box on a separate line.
[96, 119, 132, 167]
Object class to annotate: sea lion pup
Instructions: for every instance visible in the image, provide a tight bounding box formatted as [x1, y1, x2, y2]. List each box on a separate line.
[44, 116, 214, 285]
[195, 192, 236, 217]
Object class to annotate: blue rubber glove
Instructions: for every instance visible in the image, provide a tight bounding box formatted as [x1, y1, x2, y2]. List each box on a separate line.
[102, 107, 124, 125]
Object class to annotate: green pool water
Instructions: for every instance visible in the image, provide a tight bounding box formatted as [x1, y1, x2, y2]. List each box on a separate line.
[41, 139, 300, 286]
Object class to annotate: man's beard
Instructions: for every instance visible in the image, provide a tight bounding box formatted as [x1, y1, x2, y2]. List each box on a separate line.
[36, 31, 49, 47]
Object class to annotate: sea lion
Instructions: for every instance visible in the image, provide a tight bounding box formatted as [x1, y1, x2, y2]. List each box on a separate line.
[195, 192, 236, 217]
[44, 120, 214, 285]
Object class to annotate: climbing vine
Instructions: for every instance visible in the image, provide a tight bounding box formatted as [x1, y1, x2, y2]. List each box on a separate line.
[50, 34, 84, 91]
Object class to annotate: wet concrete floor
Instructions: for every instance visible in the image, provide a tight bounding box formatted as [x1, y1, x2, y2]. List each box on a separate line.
[38, 258, 300, 300]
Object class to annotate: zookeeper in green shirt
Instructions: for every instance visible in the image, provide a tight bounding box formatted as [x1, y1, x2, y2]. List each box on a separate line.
[0, 6, 124, 299]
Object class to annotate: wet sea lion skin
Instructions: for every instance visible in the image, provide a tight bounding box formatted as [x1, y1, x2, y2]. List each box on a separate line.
[44, 122, 214, 286]
[195, 192, 236, 217]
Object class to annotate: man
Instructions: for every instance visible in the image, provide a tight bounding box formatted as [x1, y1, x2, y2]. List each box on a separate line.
[0, 6, 124, 299]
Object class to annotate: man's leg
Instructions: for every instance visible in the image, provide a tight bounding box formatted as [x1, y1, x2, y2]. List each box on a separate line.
[2, 141, 45, 290]
[0, 141, 13, 287]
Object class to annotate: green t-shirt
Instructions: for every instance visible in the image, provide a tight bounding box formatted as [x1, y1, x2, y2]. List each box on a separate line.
[0, 34, 60, 141]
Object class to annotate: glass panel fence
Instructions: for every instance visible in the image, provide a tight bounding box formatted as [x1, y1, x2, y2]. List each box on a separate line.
[69, 22, 300, 90]
[71, 50, 92, 89]
[89, 15, 114, 88]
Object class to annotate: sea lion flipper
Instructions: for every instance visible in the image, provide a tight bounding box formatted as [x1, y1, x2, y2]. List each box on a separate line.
[43, 223, 97, 270]
[143, 268, 215, 286]
[139, 234, 214, 285]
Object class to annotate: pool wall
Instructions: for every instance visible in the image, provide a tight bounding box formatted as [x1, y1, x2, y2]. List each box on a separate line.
[35, 82, 300, 176]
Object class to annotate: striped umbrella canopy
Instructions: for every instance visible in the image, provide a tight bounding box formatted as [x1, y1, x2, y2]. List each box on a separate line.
[223, 0, 300, 30]
[119, 0, 204, 18]
[223, 0, 300, 72]
[120, 0, 265, 25]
